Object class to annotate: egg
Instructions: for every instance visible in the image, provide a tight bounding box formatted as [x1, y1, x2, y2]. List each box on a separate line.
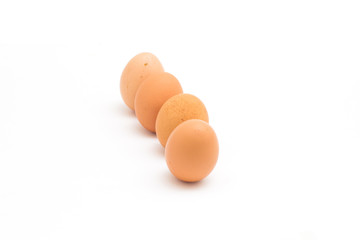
[155, 93, 209, 147]
[134, 72, 183, 132]
[120, 52, 164, 110]
[165, 119, 219, 182]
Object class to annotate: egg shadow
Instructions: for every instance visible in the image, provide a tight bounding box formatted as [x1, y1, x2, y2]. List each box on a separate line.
[132, 122, 156, 138]
[163, 171, 207, 189]
[155, 143, 165, 158]
[115, 102, 156, 138]
[117, 102, 135, 118]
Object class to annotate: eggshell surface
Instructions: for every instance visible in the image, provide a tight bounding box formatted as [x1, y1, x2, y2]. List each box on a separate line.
[120, 52, 164, 110]
[156, 93, 209, 147]
[134, 72, 183, 132]
[165, 119, 219, 182]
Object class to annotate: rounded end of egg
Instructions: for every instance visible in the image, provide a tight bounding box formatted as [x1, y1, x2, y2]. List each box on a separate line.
[134, 72, 183, 132]
[165, 119, 219, 182]
[156, 93, 209, 147]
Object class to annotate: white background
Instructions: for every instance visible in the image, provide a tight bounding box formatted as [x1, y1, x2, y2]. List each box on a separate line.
[1, 0, 360, 239]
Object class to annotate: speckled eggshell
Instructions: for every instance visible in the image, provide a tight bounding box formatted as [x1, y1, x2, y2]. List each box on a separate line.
[134, 72, 183, 133]
[155, 93, 209, 147]
[120, 52, 164, 110]
[165, 119, 219, 182]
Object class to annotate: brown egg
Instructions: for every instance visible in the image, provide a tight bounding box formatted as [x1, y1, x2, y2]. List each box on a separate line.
[120, 52, 164, 110]
[156, 93, 209, 147]
[165, 119, 219, 182]
[134, 72, 183, 132]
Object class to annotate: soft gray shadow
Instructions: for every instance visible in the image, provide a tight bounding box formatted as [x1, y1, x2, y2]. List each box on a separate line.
[155, 143, 165, 158]
[164, 171, 207, 189]
[132, 121, 156, 138]
[115, 102, 156, 138]
[117, 102, 135, 118]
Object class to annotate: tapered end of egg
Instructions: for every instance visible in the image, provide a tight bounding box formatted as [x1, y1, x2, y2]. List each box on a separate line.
[120, 52, 164, 110]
